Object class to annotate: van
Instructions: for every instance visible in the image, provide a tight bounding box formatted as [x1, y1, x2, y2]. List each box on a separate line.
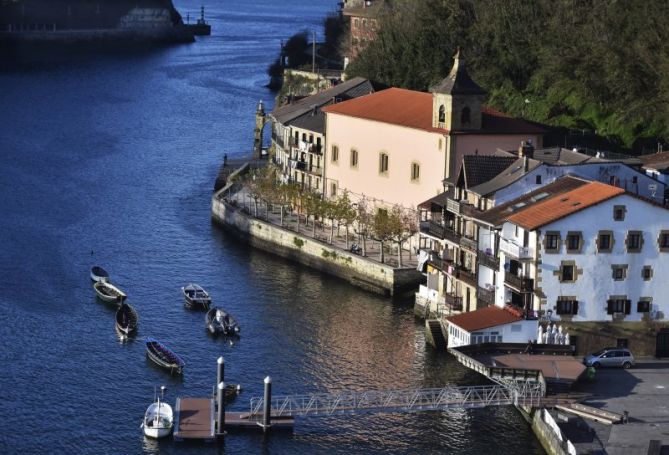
[584, 348, 635, 369]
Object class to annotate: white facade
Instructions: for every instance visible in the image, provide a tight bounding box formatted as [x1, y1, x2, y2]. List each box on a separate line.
[447, 319, 538, 348]
[490, 162, 665, 206]
[500, 194, 669, 322]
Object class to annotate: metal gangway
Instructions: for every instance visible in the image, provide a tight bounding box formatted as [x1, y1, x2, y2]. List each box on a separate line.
[248, 381, 545, 419]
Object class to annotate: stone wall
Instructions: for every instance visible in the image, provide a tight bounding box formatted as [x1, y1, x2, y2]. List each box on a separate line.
[211, 195, 422, 296]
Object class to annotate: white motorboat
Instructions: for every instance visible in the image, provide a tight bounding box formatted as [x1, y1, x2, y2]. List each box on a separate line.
[142, 386, 173, 439]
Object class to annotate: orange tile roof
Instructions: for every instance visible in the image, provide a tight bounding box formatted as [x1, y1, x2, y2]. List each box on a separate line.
[507, 181, 625, 230]
[322, 87, 546, 134]
[446, 305, 524, 332]
[322, 87, 444, 133]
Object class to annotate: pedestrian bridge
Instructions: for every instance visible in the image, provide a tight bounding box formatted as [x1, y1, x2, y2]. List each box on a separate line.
[248, 382, 545, 418]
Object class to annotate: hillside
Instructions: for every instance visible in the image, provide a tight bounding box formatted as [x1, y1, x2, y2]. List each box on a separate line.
[346, 0, 669, 153]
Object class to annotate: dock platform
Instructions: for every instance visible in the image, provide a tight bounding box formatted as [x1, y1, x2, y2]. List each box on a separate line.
[173, 398, 216, 442]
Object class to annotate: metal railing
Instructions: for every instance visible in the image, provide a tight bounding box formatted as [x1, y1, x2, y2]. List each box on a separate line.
[477, 286, 495, 307]
[445, 294, 463, 311]
[460, 236, 478, 252]
[478, 252, 499, 270]
[500, 238, 531, 259]
[248, 382, 545, 418]
[504, 273, 534, 292]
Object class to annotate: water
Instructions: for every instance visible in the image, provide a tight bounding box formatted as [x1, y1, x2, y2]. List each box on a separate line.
[0, 1, 544, 453]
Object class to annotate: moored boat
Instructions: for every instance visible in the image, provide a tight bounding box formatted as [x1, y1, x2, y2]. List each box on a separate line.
[115, 302, 138, 335]
[145, 337, 185, 374]
[182, 283, 211, 310]
[141, 386, 173, 439]
[205, 307, 240, 335]
[90, 265, 110, 283]
[93, 280, 127, 303]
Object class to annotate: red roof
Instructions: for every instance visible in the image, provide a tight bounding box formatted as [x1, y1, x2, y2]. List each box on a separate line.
[446, 306, 524, 332]
[507, 181, 625, 230]
[322, 87, 546, 134]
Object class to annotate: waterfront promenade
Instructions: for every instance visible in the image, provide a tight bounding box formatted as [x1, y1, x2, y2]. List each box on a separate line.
[561, 361, 669, 454]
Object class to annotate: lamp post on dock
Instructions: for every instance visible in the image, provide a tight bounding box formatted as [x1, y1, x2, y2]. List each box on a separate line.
[261, 376, 272, 431]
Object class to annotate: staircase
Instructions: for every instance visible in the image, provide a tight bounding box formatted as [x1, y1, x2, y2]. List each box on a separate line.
[425, 319, 447, 349]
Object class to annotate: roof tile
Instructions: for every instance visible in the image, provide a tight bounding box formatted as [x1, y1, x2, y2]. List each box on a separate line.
[446, 306, 525, 332]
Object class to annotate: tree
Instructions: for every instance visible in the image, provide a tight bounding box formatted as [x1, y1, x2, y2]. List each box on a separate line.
[370, 207, 394, 263]
[388, 206, 419, 267]
[334, 191, 357, 249]
[354, 196, 373, 256]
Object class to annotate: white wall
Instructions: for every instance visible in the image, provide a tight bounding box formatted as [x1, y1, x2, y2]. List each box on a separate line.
[535, 194, 669, 322]
[492, 163, 665, 205]
[448, 319, 538, 347]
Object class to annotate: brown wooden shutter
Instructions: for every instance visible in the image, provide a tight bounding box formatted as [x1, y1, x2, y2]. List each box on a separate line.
[624, 299, 632, 315]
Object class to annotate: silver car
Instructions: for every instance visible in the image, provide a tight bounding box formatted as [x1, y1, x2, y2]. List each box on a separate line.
[584, 348, 635, 369]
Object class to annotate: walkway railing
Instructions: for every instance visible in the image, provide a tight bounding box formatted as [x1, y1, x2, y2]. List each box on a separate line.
[247, 382, 545, 418]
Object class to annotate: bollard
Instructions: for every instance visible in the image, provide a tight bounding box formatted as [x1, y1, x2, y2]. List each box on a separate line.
[217, 356, 225, 388]
[262, 376, 272, 431]
[217, 381, 226, 435]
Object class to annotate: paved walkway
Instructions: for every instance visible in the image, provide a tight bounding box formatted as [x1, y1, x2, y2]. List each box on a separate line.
[223, 189, 419, 269]
[562, 360, 669, 454]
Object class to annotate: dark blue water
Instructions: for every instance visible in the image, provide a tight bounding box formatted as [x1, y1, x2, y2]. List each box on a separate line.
[0, 1, 544, 453]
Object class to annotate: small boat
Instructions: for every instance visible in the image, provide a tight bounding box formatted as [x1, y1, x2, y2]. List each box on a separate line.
[206, 307, 240, 335]
[145, 337, 185, 374]
[141, 386, 173, 439]
[223, 383, 242, 402]
[93, 280, 127, 303]
[115, 302, 139, 335]
[182, 283, 211, 310]
[90, 265, 110, 283]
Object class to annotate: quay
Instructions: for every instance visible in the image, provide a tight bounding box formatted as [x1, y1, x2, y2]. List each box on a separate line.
[211, 161, 423, 297]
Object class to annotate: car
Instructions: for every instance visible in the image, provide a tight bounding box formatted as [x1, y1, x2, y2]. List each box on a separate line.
[584, 347, 635, 369]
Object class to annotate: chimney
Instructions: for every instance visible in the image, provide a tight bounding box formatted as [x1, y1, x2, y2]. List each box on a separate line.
[523, 156, 529, 172]
[518, 140, 534, 159]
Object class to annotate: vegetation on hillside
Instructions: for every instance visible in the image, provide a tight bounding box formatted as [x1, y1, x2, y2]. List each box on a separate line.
[346, 0, 669, 152]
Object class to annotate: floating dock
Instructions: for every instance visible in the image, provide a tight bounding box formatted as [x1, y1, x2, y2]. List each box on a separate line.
[173, 398, 216, 441]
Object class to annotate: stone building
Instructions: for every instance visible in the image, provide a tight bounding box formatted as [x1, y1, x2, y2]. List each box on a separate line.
[342, 0, 385, 65]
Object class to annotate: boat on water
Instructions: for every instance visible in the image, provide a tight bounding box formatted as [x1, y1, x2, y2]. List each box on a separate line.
[182, 283, 211, 310]
[90, 265, 110, 283]
[93, 280, 127, 303]
[141, 386, 173, 439]
[205, 307, 240, 335]
[145, 337, 185, 374]
[115, 302, 138, 335]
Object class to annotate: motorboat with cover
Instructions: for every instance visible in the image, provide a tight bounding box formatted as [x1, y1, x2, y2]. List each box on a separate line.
[205, 307, 240, 335]
[141, 386, 173, 439]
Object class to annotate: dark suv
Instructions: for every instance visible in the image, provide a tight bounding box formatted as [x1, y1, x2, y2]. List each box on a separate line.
[584, 348, 635, 369]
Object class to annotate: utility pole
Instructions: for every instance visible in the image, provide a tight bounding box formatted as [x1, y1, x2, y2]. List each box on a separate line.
[312, 29, 316, 74]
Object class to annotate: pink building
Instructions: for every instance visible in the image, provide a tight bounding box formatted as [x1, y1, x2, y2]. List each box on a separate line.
[322, 52, 545, 208]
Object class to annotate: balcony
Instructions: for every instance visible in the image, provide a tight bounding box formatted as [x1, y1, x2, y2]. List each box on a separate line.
[445, 294, 463, 311]
[477, 286, 495, 307]
[478, 251, 499, 270]
[289, 158, 307, 170]
[504, 273, 534, 293]
[419, 220, 460, 244]
[307, 164, 323, 176]
[499, 238, 532, 259]
[460, 236, 478, 252]
[446, 199, 460, 214]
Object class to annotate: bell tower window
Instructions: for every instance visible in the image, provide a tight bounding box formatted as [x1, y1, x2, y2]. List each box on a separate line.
[461, 107, 471, 125]
[438, 105, 445, 123]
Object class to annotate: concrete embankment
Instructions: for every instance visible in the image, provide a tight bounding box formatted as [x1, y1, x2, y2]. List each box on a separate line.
[211, 191, 422, 296]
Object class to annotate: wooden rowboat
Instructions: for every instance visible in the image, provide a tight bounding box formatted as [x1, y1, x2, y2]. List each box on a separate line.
[145, 337, 185, 374]
[115, 302, 138, 335]
[182, 283, 211, 310]
[90, 265, 110, 283]
[93, 280, 127, 303]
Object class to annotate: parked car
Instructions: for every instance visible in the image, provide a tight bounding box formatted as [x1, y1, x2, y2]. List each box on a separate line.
[584, 348, 635, 369]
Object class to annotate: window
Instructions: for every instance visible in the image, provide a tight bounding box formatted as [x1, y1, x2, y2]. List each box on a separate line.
[642, 266, 653, 281]
[438, 105, 445, 123]
[637, 299, 651, 313]
[632, 176, 638, 184]
[597, 231, 613, 252]
[379, 153, 389, 174]
[613, 205, 626, 221]
[350, 149, 358, 168]
[560, 264, 575, 282]
[411, 162, 420, 181]
[536, 175, 542, 184]
[331, 145, 339, 163]
[544, 232, 560, 253]
[659, 231, 669, 251]
[626, 231, 643, 252]
[330, 182, 337, 197]
[461, 107, 471, 125]
[566, 232, 582, 253]
[611, 265, 627, 281]
[607, 298, 631, 315]
[556, 299, 579, 315]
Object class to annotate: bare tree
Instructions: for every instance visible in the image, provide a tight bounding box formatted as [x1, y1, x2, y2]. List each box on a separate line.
[388, 205, 419, 267]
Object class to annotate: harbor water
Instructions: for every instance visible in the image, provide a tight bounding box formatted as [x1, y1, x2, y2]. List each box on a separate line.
[0, 0, 544, 453]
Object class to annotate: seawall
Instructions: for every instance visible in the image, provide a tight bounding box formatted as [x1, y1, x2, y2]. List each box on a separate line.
[211, 192, 423, 296]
